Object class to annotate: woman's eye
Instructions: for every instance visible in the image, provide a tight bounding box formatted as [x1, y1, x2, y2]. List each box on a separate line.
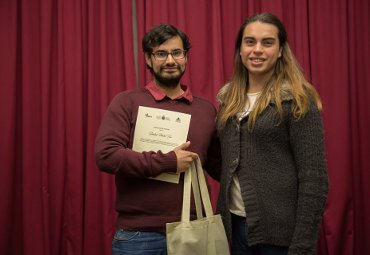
[263, 40, 274, 46]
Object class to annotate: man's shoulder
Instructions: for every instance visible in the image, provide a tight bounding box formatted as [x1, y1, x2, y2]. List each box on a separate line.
[191, 95, 216, 110]
[107, 87, 150, 110]
[118, 87, 147, 96]
[112, 87, 149, 101]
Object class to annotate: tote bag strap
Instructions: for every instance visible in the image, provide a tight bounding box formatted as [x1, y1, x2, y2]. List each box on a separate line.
[181, 161, 203, 222]
[194, 157, 214, 217]
[181, 157, 214, 222]
[181, 165, 192, 222]
[191, 161, 203, 219]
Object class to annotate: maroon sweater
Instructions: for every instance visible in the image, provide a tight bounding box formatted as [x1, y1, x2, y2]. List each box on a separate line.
[95, 82, 221, 233]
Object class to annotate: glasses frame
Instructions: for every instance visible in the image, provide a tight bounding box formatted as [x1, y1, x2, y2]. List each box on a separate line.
[151, 49, 187, 61]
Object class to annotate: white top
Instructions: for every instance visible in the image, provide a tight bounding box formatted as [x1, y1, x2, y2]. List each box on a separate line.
[229, 91, 261, 217]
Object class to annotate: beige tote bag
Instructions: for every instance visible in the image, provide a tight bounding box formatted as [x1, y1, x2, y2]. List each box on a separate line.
[166, 157, 230, 255]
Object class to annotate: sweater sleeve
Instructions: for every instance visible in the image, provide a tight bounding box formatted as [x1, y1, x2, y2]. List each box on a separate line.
[94, 93, 177, 178]
[204, 129, 222, 182]
[287, 103, 329, 255]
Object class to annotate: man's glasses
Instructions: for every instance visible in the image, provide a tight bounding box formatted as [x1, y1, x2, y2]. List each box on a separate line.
[151, 49, 187, 61]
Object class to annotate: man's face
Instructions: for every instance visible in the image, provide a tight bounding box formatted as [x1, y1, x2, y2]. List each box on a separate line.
[145, 36, 187, 87]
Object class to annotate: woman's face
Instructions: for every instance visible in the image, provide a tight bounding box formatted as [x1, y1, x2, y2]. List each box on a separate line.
[239, 21, 282, 79]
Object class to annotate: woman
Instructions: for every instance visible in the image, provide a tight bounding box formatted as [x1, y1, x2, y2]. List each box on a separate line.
[216, 13, 329, 255]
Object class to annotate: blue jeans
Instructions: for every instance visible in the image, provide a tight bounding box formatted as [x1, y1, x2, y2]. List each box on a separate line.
[231, 214, 288, 255]
[112, 230, 167, 255]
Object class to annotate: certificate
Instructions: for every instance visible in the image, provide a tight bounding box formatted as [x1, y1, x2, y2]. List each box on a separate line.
[132, 106, 191, 183]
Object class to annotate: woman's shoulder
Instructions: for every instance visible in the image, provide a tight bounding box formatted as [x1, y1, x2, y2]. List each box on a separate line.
[216, 83, 231, 105]
[280, 82, 294, 101]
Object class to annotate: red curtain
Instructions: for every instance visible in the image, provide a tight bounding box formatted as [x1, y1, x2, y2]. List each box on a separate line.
[0, 0, 135, 254]
[1, 0, 369, 254]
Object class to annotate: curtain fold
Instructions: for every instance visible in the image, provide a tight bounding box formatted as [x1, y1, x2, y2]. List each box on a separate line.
[347, 1, 370, 254]
[0, 0, 369, 254]
[0, 0, 135, 254]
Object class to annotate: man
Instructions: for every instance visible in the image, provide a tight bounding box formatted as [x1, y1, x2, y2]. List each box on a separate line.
[95, 24, 221, 255]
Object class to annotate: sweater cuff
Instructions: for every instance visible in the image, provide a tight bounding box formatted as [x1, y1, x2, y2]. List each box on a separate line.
[151, 150, 177, 176]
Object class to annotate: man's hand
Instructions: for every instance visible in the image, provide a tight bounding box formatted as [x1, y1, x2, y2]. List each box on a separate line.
[173, 141, 198, 173]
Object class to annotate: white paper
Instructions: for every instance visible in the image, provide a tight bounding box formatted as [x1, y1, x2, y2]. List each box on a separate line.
[133, 106, 191, 183]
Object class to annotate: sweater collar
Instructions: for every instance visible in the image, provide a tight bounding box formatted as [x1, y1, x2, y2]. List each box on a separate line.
[145, 81, 193, 103]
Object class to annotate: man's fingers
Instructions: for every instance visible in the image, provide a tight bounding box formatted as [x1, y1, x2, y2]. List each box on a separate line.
[175, 141, 191, 151]
[173, 143, 199, 173]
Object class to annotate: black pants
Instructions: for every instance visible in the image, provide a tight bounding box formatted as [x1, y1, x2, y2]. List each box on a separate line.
[231, 213, 288, 255]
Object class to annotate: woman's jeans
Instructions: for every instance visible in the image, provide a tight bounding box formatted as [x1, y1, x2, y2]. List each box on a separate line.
[112, 230, 167, 255]
[231, 213, 289, 255]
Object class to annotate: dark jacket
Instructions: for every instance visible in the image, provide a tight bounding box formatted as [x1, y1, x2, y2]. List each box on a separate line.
[216, 94, 329, 255]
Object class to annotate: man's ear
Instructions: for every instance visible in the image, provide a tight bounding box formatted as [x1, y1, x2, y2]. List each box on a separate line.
[145, 53, 152, 68]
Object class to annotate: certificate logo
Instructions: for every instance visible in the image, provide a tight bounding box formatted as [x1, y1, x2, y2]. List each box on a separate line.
[156, 115, 170, 121]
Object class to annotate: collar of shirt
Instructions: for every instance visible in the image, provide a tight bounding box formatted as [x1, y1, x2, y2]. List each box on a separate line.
[145, 81, 193, 103]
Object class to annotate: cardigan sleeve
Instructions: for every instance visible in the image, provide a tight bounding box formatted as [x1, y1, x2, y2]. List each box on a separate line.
[287, 102, 329, 255]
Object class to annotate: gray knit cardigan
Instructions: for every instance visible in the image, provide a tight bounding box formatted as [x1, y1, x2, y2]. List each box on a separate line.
[216, 95, 329, 255]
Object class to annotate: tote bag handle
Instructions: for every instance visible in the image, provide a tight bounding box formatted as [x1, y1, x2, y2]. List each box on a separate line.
[181, 156, 214, 222]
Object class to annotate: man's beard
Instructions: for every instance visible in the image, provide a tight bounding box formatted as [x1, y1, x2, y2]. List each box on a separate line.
[152, 65, 185, 88]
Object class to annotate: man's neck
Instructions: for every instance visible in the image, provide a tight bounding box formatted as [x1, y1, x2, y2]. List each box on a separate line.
[154, 81, 184, 99]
